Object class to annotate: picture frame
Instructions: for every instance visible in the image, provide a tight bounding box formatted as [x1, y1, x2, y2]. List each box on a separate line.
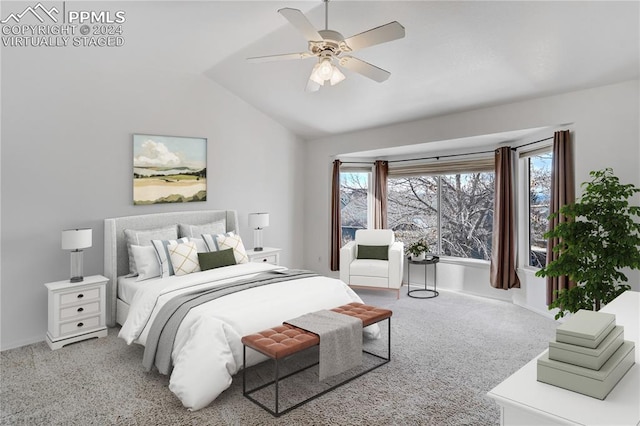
[133, 134, 207, 205]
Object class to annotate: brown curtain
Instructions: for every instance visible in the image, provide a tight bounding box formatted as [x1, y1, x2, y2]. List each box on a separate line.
[546, 130, 575, 304]
[490, 147, 520, 289]
[373, 160, 388, 229]
[330, 159, 342, 271]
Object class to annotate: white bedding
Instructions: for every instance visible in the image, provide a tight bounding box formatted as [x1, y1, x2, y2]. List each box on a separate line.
[118, 262, 374, 411]
[117, 275, 142, 304]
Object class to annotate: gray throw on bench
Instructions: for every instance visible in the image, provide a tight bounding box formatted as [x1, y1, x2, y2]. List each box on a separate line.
[143, 269, 319, 375]
[285, 310, 363, 381]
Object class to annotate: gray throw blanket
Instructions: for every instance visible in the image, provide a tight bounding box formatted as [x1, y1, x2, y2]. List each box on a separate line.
[143, 269, 319, 375]
[286, 310, 362, 381]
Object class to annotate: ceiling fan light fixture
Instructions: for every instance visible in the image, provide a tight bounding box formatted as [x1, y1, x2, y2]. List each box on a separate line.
[317, 57, 334, 80]
[309, 57, 345, 88]
[329, 66, 345, 86]
[309, 62, 326, 85]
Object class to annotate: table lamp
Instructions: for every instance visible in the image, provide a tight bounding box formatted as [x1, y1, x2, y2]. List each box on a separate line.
[61, 228, 92, 283]
[248, 213, 269, 251]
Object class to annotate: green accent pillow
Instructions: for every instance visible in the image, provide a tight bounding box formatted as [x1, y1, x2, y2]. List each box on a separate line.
[357, 245, 389, 260]
[198, 248, 237, 271]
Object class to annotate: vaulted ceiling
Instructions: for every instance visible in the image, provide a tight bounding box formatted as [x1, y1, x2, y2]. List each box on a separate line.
[126, 1, 640, 140]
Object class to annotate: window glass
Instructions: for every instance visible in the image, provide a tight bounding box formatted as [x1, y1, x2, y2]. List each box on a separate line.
[387, 172, 495, 260]
[340, 171, 370, 245]
[387, 176, 438, 252]
[528, 152, 552, 267]
[440, 173, 494, 260]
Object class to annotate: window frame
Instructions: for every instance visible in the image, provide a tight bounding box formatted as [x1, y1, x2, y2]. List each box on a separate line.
[338, 167, 373, 246]
[386, 160, 496, 261]
[517, 145, 553, 270]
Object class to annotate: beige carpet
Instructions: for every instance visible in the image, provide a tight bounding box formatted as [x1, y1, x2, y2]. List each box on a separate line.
[0, 289, 557, 425]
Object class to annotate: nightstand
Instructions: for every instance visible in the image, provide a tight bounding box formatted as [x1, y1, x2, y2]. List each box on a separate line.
[246, 247, 281, 266]
[45, 275, 108, 350]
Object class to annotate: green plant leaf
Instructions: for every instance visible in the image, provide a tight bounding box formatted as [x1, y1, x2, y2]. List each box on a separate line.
[539, 168, 640, 317]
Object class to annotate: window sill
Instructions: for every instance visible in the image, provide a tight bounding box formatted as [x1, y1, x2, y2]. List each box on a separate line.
[437, 256, 490, 268]
[518, 266, 543, 276]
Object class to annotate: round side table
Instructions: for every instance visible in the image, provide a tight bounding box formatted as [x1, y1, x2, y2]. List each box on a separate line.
[407, 256, 440, 299]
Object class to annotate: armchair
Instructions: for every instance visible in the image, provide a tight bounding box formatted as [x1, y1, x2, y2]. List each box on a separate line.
[340, 229, 404, 299]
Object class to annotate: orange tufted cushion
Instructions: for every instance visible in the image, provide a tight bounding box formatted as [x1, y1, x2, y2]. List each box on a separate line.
[330, 303, 392, 327]
[242, 303, 392, 360]
[242, 324, 319, 359]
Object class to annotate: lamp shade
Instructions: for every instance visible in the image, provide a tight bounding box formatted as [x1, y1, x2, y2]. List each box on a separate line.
[61, 228, 92, 250]
[248, 213, 269, 229]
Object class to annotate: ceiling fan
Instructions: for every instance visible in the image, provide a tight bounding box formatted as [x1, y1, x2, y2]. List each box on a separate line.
[247, 0, 405, 92]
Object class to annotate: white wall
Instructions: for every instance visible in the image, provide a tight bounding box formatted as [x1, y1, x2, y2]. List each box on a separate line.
[1, 37, 305, 350]
[303, 80, 640, 316]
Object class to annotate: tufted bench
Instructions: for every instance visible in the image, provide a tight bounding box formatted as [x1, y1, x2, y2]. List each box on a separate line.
[241, 303, 392, 417]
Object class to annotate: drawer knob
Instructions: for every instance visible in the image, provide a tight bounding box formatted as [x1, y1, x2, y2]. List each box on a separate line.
[262, 258, 267, 262]
[77, 322, 84, 328]
[77, 294, 84, 299]
[77, 307, 84, 313]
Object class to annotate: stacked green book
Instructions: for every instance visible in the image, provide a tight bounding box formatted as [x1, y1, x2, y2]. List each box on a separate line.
[537, 310, 635, 399]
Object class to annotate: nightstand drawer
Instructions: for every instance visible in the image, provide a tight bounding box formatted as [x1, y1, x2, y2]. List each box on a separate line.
[59, 315, 100, 336]
[60, 301, 100, 320]
[251, 254, 278, 264]
[60, 287, 100, 305]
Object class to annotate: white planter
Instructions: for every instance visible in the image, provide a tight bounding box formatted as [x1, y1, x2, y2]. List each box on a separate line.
[413, 252, 426, 261]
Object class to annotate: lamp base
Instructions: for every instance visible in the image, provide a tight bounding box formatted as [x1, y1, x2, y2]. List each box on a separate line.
[253, 228, 264, 252]
[70, 250, 84, 284]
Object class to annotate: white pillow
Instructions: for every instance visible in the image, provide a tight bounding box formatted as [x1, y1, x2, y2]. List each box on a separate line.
[152, 238, 189, 277]
[131, 245, 161, 281]
[124, 225, 178, 276]
[168, 241, 201, 276]
[178, 220, 226, 238]
[201, 233, 222, 252]
[189, 237, 209, 253]
[210, 232, 248, 264]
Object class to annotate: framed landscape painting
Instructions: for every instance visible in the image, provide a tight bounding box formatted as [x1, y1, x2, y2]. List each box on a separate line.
[133, 134, 207, 205]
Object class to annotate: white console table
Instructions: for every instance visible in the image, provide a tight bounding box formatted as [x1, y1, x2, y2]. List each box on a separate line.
[487, 291, 639, 426]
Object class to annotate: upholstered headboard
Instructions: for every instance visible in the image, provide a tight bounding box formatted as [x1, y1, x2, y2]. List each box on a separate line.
[104, 210, 239, 326]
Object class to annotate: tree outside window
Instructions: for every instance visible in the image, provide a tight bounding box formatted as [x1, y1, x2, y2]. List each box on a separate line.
[440, 173, 494, 259]
[528, 152, 552, 267]
[387, 172, 495, 260]
[340, 171, 370, 245]
[387, 176, 438, 252]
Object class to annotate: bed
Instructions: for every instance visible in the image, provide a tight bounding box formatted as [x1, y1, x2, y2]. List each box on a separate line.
[103, 210, 374, 411]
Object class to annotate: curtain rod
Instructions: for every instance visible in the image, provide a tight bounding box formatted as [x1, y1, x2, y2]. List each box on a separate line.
[339, 135, 555, 165]
[510, 136, 554, 151]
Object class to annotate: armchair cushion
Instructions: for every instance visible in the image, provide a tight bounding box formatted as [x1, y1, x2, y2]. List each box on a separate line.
[357, 245, 389, 260]
[350, 259, 389, 278]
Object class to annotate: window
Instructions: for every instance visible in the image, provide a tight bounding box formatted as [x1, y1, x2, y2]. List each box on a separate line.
[528, 152, 552, 267]
[387, 176, 439, 252]
[440, 173, 494, 259]
[387, 171, 495, 260]
[340, 170, 371, 245]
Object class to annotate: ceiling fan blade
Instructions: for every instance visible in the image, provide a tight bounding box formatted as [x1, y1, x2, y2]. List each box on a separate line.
[278, 8, 323, 41]
[247, 52, 314, 63]
[344, 21, 405, 52]
[339, 56, 391, 82]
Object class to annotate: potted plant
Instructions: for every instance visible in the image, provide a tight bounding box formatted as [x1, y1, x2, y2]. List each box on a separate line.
[407, 239, 429, 261]
[536, 168, 640, 319]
